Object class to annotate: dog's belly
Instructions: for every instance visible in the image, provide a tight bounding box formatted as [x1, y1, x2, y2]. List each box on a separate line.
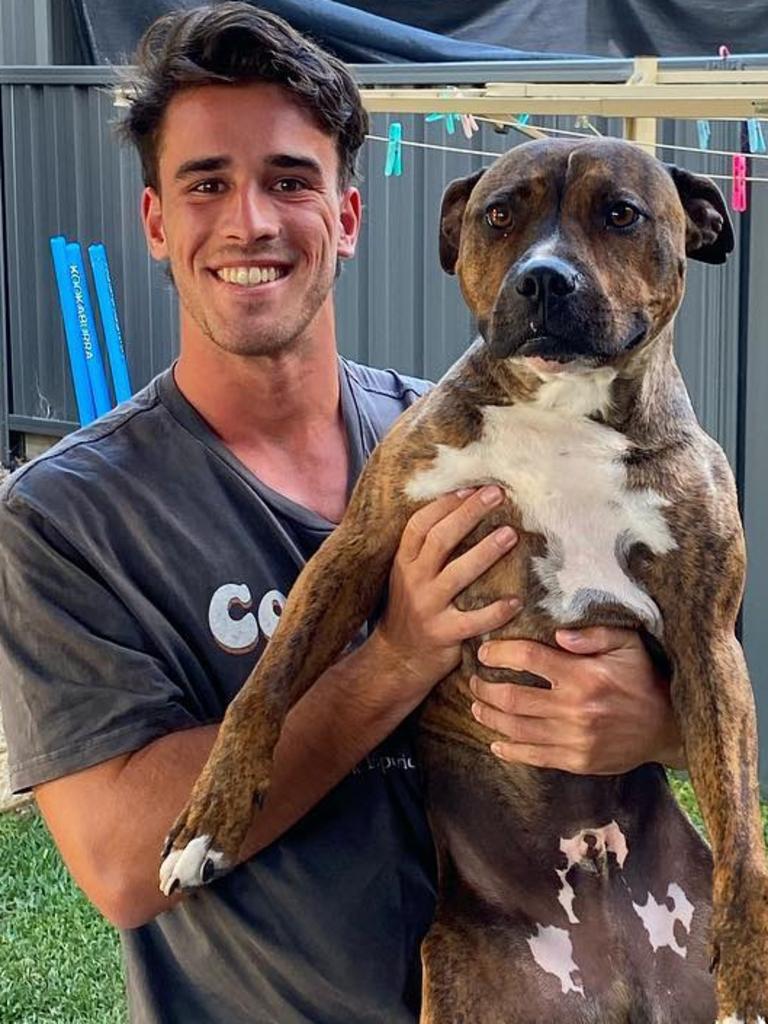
[406, 396, 677, 638]
[417, 736, 715, 1024]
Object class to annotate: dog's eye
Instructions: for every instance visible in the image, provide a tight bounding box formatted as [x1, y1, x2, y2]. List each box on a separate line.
[607, 202, 641, 229]
[486, 203, 513, 231]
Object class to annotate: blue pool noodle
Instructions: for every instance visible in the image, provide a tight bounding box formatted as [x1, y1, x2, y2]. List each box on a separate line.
[88, 243, 132, 404]
[64, 241, 112, 417]
[49, 235, 96, 425]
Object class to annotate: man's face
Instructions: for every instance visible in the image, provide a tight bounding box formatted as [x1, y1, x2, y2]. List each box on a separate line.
[141, 82, 361, 358]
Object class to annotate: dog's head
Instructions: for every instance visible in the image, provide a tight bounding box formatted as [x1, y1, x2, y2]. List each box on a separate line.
[439, 137, 733, 369]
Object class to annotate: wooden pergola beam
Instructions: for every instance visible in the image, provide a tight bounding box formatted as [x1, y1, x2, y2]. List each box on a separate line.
[358, 59, 768, 122]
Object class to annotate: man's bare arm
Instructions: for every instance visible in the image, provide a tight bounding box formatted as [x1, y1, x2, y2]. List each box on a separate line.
[36, 633, 431, 929]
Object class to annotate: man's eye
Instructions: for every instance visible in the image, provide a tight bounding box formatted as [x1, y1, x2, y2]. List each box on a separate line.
[606, 201, 642, 229]
[274, 178, 307, 193]
[485, 202, 514, 230]
[191, 179, 225, 195]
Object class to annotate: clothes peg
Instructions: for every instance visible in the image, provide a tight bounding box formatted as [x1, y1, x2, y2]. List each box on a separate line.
[384, 121, 403, 177]
[747, 118, 767, 154]
[696, 120, 711, 150]
[460, 114, 479, 139]
[425, 112, 457, 134]
[731, 154, 748, 212]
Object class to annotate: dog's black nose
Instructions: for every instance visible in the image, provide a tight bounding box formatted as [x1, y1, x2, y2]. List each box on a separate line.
[514, 257, 578, 305]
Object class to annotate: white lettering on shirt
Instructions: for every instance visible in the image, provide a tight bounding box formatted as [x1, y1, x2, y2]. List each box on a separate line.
[208, 583, 287, 654]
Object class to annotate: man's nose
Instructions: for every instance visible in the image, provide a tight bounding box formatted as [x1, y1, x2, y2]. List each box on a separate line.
[513, 257, 579, 309]
[224, 185, 280, 242]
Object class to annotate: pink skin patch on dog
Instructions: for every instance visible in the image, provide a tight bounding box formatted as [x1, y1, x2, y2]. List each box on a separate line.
[526, 924, 585, 996]
[556, 820, 629, 924]
[632, 882, 695, 958]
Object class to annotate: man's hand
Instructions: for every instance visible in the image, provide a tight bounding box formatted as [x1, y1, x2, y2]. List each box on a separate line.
[372, 486, 521, 701]
[469, 626, 685, 774]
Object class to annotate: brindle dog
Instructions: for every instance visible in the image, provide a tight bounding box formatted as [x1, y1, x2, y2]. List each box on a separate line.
[160, 138, 768, 1024]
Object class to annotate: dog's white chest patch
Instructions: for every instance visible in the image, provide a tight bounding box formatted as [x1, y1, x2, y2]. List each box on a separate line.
[526, 924, 585, 996]
[632, 882, 695, 958]
[405, 375, 676, 635]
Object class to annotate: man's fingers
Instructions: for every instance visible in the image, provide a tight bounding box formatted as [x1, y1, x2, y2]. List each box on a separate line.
[470, 678, 554, 718]
[417, 486, 505, 573]
[555, 626, 639, 655]
[477, 638, 562, 687]
[470, 699, 555, 745]
[488, 741, 595, 774]
[452, 598, 521, 641]
[397, 491, 472, 562]
[438, 525, 518, 599]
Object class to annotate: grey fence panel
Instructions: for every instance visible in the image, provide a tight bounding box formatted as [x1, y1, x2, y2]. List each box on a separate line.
[660, 118, 744, 470]
[2, 80, 177, 432]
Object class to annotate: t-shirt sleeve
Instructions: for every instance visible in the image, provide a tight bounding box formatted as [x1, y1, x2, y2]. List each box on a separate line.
[0, 496, 199, 792]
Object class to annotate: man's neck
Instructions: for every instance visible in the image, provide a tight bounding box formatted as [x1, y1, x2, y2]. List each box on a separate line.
[175, 336, 341, 445]
[174, 326, 351, 522]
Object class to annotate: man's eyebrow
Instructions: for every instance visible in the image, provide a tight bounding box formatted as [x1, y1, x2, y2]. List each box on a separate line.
[266, 154, 324, 175]
[172, 153, 325, 181]
[174, 155, 231, 180]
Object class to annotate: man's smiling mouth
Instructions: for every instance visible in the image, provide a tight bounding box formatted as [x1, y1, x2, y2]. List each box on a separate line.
[214, 265, 288, 286]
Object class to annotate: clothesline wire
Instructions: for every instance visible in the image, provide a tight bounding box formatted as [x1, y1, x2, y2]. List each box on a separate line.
[366, 125, 768, 184]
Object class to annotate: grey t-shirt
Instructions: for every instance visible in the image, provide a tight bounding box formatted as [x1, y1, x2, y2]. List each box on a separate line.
[0, 359, 436, 1024]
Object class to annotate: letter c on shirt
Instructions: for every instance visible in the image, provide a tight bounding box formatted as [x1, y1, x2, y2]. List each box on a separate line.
[208, 583, 260, 654]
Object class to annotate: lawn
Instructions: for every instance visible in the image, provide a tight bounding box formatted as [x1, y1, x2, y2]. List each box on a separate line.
[0, 805, 126, 1024]
[1, 779, 767, 1024]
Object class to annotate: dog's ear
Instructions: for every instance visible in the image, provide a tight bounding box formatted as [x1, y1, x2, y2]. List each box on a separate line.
[439, 168, 487, 274]
[668, 165, 735, 264]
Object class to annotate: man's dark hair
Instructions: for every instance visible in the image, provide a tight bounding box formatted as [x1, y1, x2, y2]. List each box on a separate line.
[117, 2, 368, 191]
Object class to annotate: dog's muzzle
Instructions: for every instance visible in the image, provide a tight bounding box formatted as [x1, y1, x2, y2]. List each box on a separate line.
[483, 256, 647, 364]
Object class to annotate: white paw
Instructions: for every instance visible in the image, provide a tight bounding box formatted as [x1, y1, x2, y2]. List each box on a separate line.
[159, 834, 228, 896]
[716, 1016, 767, 1023]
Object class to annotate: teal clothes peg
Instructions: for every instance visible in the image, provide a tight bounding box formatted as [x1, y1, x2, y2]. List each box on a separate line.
[747, 118, 766, 154]
[385, 121, 403, 176]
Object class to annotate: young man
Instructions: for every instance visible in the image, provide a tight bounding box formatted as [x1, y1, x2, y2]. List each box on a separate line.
[0, 5, 682, 1022]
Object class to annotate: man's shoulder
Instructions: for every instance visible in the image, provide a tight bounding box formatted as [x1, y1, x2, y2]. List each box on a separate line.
[342, 359, 433, 406]
[0, 372, 169, 517]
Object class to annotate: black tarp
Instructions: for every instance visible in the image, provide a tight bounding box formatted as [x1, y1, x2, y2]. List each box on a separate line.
[66, 0, 591, 64]
[66, 0, 768, 66]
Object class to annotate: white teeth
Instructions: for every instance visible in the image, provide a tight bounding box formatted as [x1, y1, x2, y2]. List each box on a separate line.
[216, 266, 284, 286]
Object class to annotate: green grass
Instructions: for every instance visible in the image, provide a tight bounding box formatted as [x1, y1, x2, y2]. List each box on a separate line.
[0, 805, 126, 1024]
[0, 781, 767, 1024]
[668, 770, 768, 844]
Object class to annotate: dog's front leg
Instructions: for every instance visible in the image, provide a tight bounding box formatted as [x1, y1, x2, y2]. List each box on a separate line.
[665, 611, 768, 1022]
[160, 446, 411, 893]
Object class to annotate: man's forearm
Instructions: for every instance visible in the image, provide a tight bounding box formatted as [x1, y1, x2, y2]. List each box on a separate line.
[42, 632, 421, 929]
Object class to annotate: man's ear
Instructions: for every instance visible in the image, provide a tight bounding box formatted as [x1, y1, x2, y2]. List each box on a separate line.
[439, 168, 487, 274]
[668, 165, 735, 264]
[141, 187, 168, 261]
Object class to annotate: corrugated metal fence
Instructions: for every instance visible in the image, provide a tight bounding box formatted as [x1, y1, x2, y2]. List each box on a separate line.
[0, 66, 767, 779]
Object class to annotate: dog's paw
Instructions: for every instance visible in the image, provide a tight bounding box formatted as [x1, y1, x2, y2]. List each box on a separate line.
[158, 761, 269, 896]
[159, 834, 230, 895]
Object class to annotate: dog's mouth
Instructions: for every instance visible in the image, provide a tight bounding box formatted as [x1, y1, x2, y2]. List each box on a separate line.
[512, 325, 648, 368]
